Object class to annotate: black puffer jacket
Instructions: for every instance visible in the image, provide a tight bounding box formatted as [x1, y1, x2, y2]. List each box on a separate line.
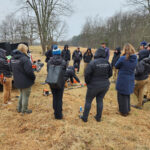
[135, 57, 150, 80]
[111, 48, 121, 67]
[64, 66, 80, 83]
[11, 50, 35, 89]
[61, 45, 71, 61]
[72, 50, 82, 61]
[85, 47, 112, 89]
[83, 49, 93, 63]
[45, 49, 53, 63]
[138, 49, 149, 61]
[0, 49, 12, 77]
[135, 50, 150, 80]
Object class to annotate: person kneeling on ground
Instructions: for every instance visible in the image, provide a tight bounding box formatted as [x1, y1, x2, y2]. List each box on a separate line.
[64, 66, 80, 87]
[115, 43, 137, 116]
[47, 45, 66, 120]
[11, 44, 36, 114]
[0, 49, 12, 105]
[80, 47, 112, 122]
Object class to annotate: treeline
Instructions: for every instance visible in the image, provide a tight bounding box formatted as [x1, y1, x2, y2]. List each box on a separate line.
[0, 15, 38, 45]
[63, 11, 150, 50]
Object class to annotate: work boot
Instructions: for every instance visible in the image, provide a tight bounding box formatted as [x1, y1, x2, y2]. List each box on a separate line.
[16, 108, 21, 113]
[55, 114, 63, 120]
[22, 109, 32, 114]
[142, 99, 148, 105]
[94, 116, 101, 122]
[79, 115, 87, 122]
[131, 105, 142, 110]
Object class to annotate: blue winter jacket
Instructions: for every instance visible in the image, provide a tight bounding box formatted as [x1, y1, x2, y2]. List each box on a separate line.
[115, 54, 137, 95]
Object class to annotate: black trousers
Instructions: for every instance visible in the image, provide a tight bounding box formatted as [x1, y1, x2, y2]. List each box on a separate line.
[73, 60, 80, 72]
[117, 92, 130, 115]
[83, 87, 109, 120]
[51, 87, 64, 119]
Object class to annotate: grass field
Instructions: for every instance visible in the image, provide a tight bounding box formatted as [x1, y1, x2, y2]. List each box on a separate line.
[0, 46, 150, 150]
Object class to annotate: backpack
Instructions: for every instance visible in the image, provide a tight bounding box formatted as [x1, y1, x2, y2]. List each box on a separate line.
[46, 65, 64, 89]
[135, 61, 145, 75]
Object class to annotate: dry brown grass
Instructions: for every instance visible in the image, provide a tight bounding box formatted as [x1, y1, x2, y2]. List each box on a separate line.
[0, 46, 150, 150]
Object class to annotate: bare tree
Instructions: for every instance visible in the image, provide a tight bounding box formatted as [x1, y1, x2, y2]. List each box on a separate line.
[126, 0, 150, 14]
[26, 0, 73, 54]
[0, 14, 38, 44]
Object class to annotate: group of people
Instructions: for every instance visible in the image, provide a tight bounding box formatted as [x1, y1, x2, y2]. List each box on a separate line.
[45, 43, 109, 73]
[0, 41, 150, 123]
[0, 44, 35, 114]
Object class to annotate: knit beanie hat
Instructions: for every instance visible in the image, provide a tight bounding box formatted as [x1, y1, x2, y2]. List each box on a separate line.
[52, 45, 61, 55]
[140, 41, 147, 46]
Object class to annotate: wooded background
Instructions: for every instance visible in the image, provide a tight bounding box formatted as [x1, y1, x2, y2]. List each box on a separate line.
[0, 0, 150, 52]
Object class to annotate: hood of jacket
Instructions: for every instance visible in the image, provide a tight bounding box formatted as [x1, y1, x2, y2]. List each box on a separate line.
[138, 49, 149, 61]
[50, 55, 63, 65]
[12, 50, 26, 59]
[94, 47, 106, 59]
[64, 45, 69, 50]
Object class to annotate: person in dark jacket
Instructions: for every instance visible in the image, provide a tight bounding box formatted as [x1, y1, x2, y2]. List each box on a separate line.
[61, 45, 71, 67]
[144, 44, 150, 101]
[83, 48, 93, 73]
[101, 43, 110, 61]
[64, 66, 80, 85]
[115, 43, 137, 116]
[72, 47, 82, 73]
[11, 44, 36, 114]
[132, 49, 150, 109]
[47, 45, 66, 119]
[139, 41, 147, 51]
[80, 47, 112, 122]
[0, 49, 12, 104]
[45, 45, 53, 63]
[111, 47, 121, 81]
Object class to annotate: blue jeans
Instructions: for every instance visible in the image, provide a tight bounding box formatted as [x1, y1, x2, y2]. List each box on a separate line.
[18, 87, 31, 112]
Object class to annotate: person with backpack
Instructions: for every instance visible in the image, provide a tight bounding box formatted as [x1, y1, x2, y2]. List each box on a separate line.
[115, 43, 137, 116]
[0, 49, 12, 105]
[101, 42, 110, 61]
[11, 44, 36, 114]
[72, 47, 82, 73]
[144, 43, 150, 102]
[80, 47, 112, 122]
[61, 45, 71, 67]
[111, 47, 121, 82]
[132, 48, 150, 109]
[83, 48, 93, 73]
[47, 45, 66, 120]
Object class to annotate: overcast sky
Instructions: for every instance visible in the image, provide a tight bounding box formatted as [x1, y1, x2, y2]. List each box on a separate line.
[0, 0, 128, 40]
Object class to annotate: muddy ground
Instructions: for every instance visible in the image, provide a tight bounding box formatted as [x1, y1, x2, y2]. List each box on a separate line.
[0, 46, 150, 150]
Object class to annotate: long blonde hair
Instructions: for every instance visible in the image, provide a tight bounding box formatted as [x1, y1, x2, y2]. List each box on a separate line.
[17, 44, 28, 55]
[122, 43, 136, 60]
